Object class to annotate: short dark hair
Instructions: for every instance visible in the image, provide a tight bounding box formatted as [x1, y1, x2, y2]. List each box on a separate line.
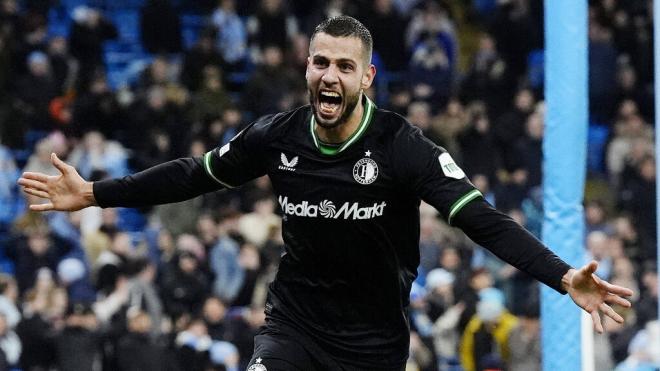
[311, 15, 373, 64]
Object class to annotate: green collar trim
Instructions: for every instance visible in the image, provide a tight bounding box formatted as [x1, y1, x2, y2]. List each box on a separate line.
[309, 95, 376, 155]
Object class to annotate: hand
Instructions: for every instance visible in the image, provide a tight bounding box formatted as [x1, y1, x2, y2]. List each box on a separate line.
[18, 153, 97, 212]
[563, 261, 634, 333]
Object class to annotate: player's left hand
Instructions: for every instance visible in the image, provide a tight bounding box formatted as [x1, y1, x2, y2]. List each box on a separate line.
[563, 261, 634, 333]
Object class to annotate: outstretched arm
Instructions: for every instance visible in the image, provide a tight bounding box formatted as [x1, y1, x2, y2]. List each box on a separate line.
[453, 198, 633, 333]
[18, 153, 222, 211]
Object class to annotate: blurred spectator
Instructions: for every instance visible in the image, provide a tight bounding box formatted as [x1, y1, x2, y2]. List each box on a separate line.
[507, 301, 540, 371]
[181, 29, 226, 92]
[232, 243, 261, 307]
[614, 320, 660, 371]
[460, 33, 510, 117]
[67, 131, 129, 179]
[585, 199, 610, 235]
[493, 87, 535, 173]
[430, 98, 468, 161]
[224, 305, 265, 369]
[363, 0, 408, 71]
[190, 66, 232, 126]
[46, 36, 77, 95]
[237, 193, 279, 248]
[94, 231, 132, 296]
[635, 267, 658, 331]
[489, 0, 539, 86]
[174, 318, 212, 371]
[460, 287, 518, 371]
[615, 64, 653, 121]
[418, 202, 442, 276]
[16, 283, 63, 370]
[586, 231, 613, 280]
[511, 110, 543, 189]
[54, 302, 100, 371]
[0, 145, 20, 226]
[0, 313, 20, 368]
[126, 258, 163, 338]
[116, 310, 167, 371]
[0, 275, 19, 330]
[210, 212, 243, 303]
[457, 268, 493, 333]
[408, 35, 452, 106]
[140, 0, 182, 54]
[458, 104, 501, 184]
[242, 44, 302, 117]
[68, 6, 117, 92]
[620, 154, 656, 261]
[588, 19, 618, 123]
[202, 296, 227, 341]
[5, 224, 74, 294]
[14, 51, 58, 130]
[70, 74, 122, 138]
[209, 340, 240, 371]
[161, 250, 209, 319]
[246, 0, 298, 62]
[211, 0, 248, 71]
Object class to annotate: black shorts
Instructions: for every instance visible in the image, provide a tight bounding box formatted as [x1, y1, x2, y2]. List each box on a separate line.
[246, 324, 406, 371]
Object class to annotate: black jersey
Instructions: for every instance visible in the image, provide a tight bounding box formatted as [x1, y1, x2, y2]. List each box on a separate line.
[94, 97, 571, 369]
[203, 96, 480, 366]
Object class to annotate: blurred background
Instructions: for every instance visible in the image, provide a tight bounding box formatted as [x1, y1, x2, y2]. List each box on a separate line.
[0, 0, 657, 370]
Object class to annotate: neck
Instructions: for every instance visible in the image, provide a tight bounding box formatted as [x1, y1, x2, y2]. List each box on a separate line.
[315, 94, 364, 143]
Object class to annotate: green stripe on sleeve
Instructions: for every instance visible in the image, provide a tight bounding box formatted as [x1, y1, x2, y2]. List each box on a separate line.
[203, 152, 235, 189]
[447, 189, 483, 224]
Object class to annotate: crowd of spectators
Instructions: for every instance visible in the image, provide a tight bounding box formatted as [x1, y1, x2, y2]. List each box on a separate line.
[0, 0, 657, 370]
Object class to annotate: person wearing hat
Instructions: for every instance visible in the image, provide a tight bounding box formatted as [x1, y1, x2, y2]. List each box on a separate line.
[460, 288, 518, 371]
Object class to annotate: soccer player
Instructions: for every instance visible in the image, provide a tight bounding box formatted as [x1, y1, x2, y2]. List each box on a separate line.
[19, 16, 632, 371]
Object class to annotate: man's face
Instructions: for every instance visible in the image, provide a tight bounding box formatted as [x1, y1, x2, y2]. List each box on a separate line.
[306, 33, 375, 129]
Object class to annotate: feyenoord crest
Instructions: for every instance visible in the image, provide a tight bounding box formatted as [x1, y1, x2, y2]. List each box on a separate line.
[248, 358, 268, 371]
[353, 150, 378, 185]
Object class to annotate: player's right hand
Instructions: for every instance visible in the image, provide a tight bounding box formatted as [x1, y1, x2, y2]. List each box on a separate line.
[18, 153, 97, 212]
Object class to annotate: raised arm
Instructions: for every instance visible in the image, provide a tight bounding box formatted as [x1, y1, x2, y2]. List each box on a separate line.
[453, 198, 634, 333]
[18, 153, 221, 211]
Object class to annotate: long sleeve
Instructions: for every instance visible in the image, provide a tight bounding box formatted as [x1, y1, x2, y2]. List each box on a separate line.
[93, 157, 221, 208]
[452, 197, 572, 294]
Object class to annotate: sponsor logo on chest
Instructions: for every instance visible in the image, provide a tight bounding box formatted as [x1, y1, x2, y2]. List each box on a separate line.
[278, 196, 386, 220]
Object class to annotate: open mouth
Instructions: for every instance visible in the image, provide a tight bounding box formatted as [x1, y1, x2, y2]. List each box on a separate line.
[318, 90, 343, 118]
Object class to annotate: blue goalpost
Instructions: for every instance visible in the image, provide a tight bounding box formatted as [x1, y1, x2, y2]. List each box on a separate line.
[541, 1, 588, 370]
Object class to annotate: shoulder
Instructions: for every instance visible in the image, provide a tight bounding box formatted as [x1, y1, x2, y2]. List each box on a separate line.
[246, 105, 311, 139]
[371, 108, 428, 145]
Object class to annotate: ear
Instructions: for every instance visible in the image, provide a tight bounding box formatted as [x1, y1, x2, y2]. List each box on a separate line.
[305, 56, 311, 80]
[361, 64, 376, 90]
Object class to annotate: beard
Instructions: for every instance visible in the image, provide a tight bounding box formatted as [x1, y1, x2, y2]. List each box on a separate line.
[310, 88, 361, 130]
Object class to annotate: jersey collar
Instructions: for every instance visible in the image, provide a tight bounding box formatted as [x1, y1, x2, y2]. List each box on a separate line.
[309, 95, 376, 155]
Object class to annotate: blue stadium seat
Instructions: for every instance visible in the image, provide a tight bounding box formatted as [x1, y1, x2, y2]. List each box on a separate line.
[528, 49, 544, 89]
[587, 123, 610, 175]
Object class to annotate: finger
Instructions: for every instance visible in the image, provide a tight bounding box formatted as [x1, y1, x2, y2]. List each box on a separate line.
[599, 280, 634, 297]
[599, 303, 624, 324]
[591, 310, 603, 334]
[20, 172, 49, 182]
[51, 153, 70, 175]
[17, 178, 49, 192]
[29, 203, 54, 212]
[604, 294, 632, 308]
[23, 187, 50, 199]
[584, 260, 599, 275]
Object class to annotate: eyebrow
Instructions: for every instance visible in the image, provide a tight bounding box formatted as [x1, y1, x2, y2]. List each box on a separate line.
[312, 55, 357, 65]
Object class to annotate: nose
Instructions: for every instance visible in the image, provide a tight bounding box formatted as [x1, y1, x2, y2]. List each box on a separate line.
[321, 64, 339, 85]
